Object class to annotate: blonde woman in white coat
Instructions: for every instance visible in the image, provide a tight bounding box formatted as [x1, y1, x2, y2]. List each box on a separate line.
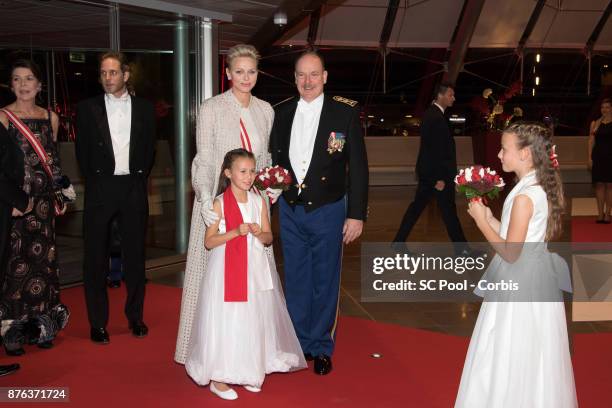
[174, 44, 282, 365]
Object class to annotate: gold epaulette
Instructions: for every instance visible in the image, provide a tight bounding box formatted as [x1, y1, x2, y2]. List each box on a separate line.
[333, 96, 358, 107]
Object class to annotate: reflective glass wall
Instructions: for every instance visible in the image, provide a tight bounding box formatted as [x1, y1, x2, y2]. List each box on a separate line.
[0, 0, 202, 284]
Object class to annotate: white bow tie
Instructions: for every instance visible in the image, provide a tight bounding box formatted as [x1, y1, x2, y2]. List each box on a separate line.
[297, 99, 316, 114]
[106, 93, 129, 104]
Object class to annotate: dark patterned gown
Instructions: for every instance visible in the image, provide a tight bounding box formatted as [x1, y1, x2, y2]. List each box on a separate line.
[592, 121, 612, 183]
[0, 112, 69, 352]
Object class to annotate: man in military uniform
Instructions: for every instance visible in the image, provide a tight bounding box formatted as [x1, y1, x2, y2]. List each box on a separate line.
[270, 50, 368, 375]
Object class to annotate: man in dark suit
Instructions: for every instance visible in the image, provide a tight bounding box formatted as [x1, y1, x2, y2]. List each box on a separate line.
[0, 123, 30, 376]
[270, 50, 368, 375]
[393, 82, 467, 246]
[76, 52, 155, 344]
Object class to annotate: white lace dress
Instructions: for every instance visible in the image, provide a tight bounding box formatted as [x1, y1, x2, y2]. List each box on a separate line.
[185, 191, 307, 387]
[455, 171, 577, 408]
[175, 90, 274, 364]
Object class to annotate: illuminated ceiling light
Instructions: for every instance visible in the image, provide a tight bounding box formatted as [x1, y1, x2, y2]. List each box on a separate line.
[380, 118, 384, 122]
[536, 53, 541, 63]
[535, 76, 540, 86]
[532, 88, 536, 96]
[274, 11, 287, 27]
[405, 114, 413, 118]
[367, 115, 374, 118]
[605, 64, 609, 68]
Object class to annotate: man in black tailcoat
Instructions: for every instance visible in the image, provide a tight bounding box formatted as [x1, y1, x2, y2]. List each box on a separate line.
[393, 82, 467, 247]
[76, 52, 155, 344]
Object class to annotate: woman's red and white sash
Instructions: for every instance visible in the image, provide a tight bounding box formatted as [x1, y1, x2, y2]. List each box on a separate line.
[1, 108, 62, 214]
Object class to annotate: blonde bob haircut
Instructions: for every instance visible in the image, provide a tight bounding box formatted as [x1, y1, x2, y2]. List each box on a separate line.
[226, 44, 260, 68]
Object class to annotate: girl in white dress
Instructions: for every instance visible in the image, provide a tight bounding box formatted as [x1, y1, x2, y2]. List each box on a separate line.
[185, 149, 306, 401]
[455, 123, 577, 407]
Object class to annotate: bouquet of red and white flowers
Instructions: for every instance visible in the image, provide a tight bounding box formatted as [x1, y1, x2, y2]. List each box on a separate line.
[254, 165, 293, 192]
[455, 165, 505, 203]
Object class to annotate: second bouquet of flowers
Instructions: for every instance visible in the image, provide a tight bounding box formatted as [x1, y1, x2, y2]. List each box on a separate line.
[455, 165, 505, 203]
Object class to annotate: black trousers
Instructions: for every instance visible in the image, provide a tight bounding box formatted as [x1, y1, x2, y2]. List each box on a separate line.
[83, 175, 148, 328]
[393, 178, 467, 243]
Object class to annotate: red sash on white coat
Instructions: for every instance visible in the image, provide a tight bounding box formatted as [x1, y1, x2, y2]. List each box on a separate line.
[239, 118, 253, 152]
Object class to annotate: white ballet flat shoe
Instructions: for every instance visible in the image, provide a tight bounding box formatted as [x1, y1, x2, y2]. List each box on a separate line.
[209, 382, 238, 400]
[243, 385, 261, 393]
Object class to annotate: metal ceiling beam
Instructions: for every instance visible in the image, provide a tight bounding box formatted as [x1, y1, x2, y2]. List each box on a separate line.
[379, 0, 399, 49]
[585, 0, 612, 53]
[585, 1, 612, 96]
[379, 0, 400, 93]
[443, 0, 485, 84]
[516, 0, 546, 53]
[110, 0, 232, 21]
[448, 0, 468, 47]
[307, 5, 322, 46]
[250, 0, 327, 54]
[109, 2, 120, 51]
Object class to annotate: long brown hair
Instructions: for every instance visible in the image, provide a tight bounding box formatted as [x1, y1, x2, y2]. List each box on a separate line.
[505, 122, 565, 241]
[216, 148, 256, 196]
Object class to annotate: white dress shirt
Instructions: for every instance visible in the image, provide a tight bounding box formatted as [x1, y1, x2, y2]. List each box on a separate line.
[289, 93, 324, 188]
[433, 102, 445, 113]
[105, 91, 132, 175]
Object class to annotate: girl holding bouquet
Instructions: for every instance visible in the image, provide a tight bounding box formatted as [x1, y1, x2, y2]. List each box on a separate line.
[455, 123, 577, 407]
[185, 149, 306, 400]
[175, 44, 282, 364]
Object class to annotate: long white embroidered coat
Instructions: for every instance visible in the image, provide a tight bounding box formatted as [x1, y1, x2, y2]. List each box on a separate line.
[174, 89, 274, 364]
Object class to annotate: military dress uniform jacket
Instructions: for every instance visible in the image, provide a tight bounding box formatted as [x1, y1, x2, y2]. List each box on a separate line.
[270, 94, 368, 221]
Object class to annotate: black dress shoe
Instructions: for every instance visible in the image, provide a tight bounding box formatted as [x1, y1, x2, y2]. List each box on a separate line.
[304, 353, 314, 361]
[37, 340, 53, 349]
[313, 354, 332, 375]
[107, 280, 121, 288]
[456, 247, 486, 258]
[129, 321, 148, 338]
[90, 327, 110, 344]
[0, 364, 20, 377]
[4, 346, 24, 356]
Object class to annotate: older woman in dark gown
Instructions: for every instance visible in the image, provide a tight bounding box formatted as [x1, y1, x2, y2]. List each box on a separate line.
[0, 60, 69, 356]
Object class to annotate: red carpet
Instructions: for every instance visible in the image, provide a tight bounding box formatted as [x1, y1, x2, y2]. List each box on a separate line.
[1, 284, 610, 407]
[572, 216, 612, 242]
